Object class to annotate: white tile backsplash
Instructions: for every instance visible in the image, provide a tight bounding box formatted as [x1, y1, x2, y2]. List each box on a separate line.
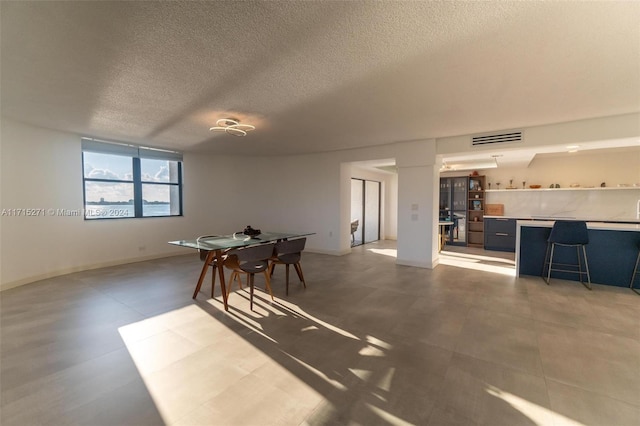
[486, 188, 640, 221]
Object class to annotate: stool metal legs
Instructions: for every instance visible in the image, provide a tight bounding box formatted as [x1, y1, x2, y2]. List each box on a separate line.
[542, 242, 591, 290]
[630, 249, 640, 295]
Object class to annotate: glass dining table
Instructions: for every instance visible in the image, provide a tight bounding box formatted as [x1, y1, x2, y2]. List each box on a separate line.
[169, 231, 314, 311]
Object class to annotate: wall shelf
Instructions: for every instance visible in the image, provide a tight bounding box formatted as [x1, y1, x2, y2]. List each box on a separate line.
[486, 186, 640, 193]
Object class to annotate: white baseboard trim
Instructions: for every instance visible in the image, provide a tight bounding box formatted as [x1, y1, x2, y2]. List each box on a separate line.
[305, 247, 351, 256]
[396, 258, 438, 269]
[1, 250, 187, 292]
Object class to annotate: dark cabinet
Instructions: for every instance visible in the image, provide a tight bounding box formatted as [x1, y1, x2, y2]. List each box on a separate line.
[484, 218, 517, 252]
[439, 177, 467, 245]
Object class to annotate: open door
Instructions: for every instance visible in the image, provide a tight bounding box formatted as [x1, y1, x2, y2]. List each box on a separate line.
[351, 178, 380, 246]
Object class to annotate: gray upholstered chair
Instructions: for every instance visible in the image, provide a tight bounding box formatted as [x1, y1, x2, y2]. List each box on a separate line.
[225, 243, 275, 310]
[268, 238, 307, 295]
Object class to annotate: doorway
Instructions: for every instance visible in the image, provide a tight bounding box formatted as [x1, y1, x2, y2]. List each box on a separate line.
[351, 178, 381, 246]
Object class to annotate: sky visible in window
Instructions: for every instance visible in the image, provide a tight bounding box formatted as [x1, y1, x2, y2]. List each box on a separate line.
[84, 153, 178, 203]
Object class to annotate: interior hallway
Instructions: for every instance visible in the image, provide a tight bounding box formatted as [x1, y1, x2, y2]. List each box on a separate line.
[1, 240, 638, 425]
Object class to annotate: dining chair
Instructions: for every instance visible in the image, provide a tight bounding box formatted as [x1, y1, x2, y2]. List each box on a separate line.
[268, 238, 307, 296]
[225, 243, 276, 310]
[350, 220, 359, 246]
[193, 235, 223, 299]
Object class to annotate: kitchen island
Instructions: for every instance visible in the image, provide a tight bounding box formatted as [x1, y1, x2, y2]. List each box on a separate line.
[516, 220, 640, 287]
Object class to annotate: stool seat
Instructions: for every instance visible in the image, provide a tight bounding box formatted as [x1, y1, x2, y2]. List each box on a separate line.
[542, 220, 591, 290]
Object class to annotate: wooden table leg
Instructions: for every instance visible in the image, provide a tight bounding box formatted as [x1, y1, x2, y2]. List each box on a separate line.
[215, 249, 229, 311]
[193, 250, 214, 299]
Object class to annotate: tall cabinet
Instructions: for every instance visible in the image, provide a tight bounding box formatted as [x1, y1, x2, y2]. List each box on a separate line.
[439, 177, 468, 245]
[467, 175, 486, 247]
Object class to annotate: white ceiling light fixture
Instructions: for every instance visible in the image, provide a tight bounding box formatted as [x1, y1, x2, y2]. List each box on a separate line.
[209, 118, 255, 136]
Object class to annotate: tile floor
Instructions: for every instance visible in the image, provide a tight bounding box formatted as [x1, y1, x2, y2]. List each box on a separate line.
[1, 240, 639, 425]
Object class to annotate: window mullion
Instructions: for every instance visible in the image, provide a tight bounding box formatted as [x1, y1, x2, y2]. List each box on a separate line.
[133, 158, 143, 217]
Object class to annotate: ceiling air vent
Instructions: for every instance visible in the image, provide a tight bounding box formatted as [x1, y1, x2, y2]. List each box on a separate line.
[471, 131, 523, 146]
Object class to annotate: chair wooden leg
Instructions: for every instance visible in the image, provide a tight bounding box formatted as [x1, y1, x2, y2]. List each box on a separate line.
[249, 274, 255, 311]
[294, 262, 306, 288]
[285, 264, 290, 295]
[211, 264, 218, 298]
[263, 271, 274, 300]
[226, 272, 235, 297]
[228, 271, 245, 297]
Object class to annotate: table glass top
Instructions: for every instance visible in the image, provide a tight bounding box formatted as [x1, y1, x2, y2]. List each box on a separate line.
[169, 231, 314, 251]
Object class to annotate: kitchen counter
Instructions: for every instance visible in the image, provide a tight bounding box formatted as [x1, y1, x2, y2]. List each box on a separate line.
[485, 215, 640, 224]
[516, 220, 640, 287]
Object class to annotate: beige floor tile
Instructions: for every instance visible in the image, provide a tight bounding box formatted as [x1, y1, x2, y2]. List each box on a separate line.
[124, 330, 204, 376]
[2, 240, 638, 425]
[546, 379, 640, 426]
[454, 308, 545, 376]
[436, 353, 552, 426]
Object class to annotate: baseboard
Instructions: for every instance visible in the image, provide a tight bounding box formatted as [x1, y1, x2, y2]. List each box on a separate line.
[396, 258, 437, 269]
[305, 247, 352, 256]
[1, 250, 187, 292]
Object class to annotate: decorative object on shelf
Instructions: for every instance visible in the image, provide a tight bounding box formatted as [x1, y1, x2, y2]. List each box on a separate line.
[601, 182, 606, 187]
[210, 118, 255, 136]
[522, 181, 526, 189]
[529, 185, 542, 189]
[496, 182, 501, 190]
[549, 183, 560, 188]
[470, 170, 479, 176]
[488, 182, 491, 190]
[485, 204, 504, 216]
[570, 183, 580, 188]
[466, 175, 485, 248]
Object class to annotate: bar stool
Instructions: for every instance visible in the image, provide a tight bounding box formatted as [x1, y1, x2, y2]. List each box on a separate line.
[630, 242, 640, 294]
[542, 220, 591, 290]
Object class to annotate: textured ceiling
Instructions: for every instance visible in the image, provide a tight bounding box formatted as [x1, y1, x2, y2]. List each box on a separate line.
[2, 1, 639, 156]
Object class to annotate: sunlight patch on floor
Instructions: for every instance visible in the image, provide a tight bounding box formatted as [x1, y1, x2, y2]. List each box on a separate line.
[367, 248, 398, 258]
[439, 252, 516, 276]
[366, 403, 414, 426]
[486, 385, 585, 426]
[442, 249, 516, 265]
[282, 351, 348, 391]
[116, 296, 367, 424]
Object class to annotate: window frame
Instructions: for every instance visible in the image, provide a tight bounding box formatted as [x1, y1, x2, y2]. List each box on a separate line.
[81, 138, 183, 220]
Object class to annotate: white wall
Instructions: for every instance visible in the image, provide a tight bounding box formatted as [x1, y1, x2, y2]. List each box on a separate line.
[482, 148, 640, 190]
[350, 166, 398, 240]
[436, 113, 640, 157]
[442, 148, 640, 220]
[0, 119, 241, 289]
[6, 113, 635, 288]
[1, 119, 437, 288]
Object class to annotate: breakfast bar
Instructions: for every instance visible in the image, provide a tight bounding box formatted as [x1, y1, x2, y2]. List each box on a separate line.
[516, 220, 640, 287]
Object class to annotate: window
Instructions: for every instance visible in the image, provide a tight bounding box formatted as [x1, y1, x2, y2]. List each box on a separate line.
[82, 138, 183, 219]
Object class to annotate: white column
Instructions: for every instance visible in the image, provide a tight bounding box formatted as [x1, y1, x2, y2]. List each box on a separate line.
[395, 141, 440, 268]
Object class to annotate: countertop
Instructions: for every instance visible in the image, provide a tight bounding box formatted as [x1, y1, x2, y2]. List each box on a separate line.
[485, 215, 640, 224]
[515, 220, 640, 232]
